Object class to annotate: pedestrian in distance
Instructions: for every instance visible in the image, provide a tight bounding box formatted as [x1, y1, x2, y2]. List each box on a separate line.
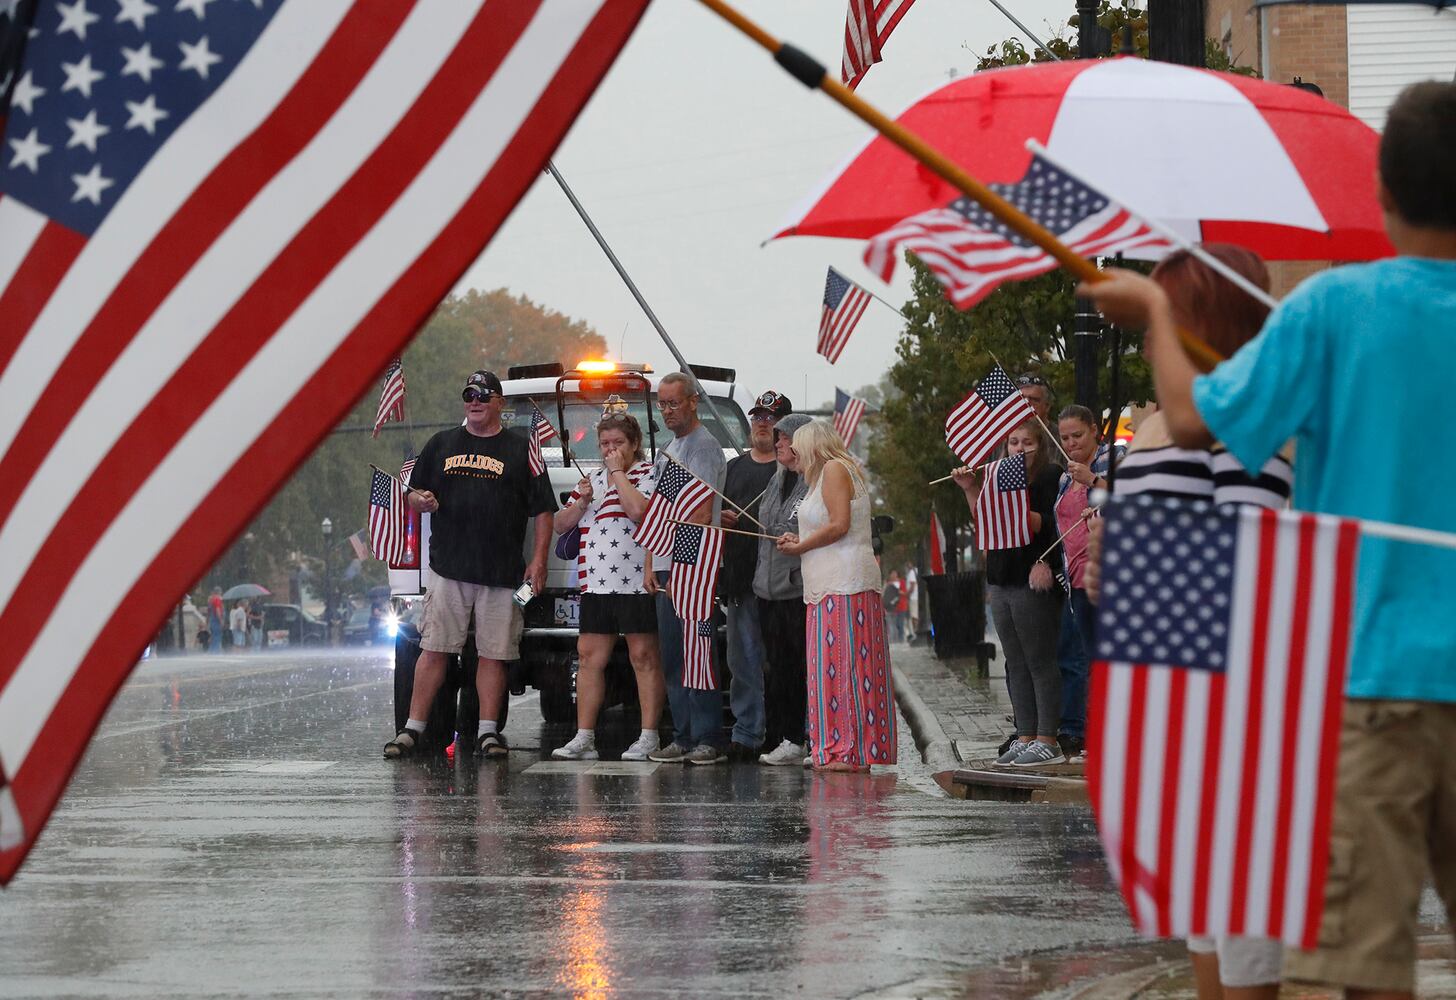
[643, 372, 730, 765]
[1053, 404, 1125, 760]
[777, 419, 897, 773]
[881, 570, 906, 644]
[1079, 80, 1456, 1000]
[549, 412, 665, 762]
[718, 390, 791, 760]
[248, 600, 264, 651]
[904, 562, 920, 643]
[383, 369, 556, 761]
[207, 586, 224, 653]
[754, 411, 813, 767]
[953, 418, 1065, 769]
[229, 600, 248, 650]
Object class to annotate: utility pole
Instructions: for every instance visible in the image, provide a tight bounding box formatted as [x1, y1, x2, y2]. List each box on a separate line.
[1072, 2, 1107, 414]
[1148, 0, 1206, 67]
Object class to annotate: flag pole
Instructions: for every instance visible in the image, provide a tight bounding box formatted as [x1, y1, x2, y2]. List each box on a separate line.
[1037, 507, 1095, 563]
[668, 518, 778, 541]
[545, 161, 744, 457]
[695, 0, 1224, 372]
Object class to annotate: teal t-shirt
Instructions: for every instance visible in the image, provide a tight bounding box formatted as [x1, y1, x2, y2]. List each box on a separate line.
[1191, 257, 1456, 703]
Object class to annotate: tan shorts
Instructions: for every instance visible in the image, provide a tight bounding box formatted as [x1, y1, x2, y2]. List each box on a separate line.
[1283, 699, 1456, 994]
[419, 577, 522, 661]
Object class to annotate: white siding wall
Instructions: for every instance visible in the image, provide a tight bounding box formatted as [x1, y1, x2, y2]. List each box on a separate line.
[1347, 6, 1456, 130]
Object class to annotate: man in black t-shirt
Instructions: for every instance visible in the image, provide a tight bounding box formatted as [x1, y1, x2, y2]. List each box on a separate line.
[384, 370, 556, 761]
[719, 390, 788, 757]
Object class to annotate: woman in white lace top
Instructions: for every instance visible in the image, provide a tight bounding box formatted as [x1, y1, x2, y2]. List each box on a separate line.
[775, 420, 897, 772]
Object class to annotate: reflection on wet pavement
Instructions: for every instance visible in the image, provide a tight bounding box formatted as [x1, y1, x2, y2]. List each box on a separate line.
[1, 649, 1159, 998]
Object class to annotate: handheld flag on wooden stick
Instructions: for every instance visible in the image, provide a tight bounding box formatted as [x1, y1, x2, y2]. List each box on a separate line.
[670, 524, 724, 691]
[0, 0, 651, 884]
[819, 266, 871, 363]
[841, 0, 919, 90]
[634, 463, 717, 559]
[864, 152, 1172, 309]
[1088, 495, 1359, 949]
[372, 358, 406, 438]
[973, 453, 1031, 550]
[945, 366, 1037, 467]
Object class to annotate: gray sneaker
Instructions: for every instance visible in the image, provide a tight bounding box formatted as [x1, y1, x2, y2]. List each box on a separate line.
[994, 739, 1032, 767]
[684, 744, 727, 766]
[648, 742, 690, 763]
[1010, 742, 1066, 768]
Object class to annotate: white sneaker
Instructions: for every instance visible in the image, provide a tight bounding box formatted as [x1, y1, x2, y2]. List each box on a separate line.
[551, 732, 599, 761]
[758, 740, 805, 766]
[620, 732, 660, 761]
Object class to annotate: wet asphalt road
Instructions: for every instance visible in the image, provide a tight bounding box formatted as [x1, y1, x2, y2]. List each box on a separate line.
[0, 648, 1175, 999]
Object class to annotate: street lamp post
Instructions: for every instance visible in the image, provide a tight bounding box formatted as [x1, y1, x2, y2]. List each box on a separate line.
[1074, 0, 1108, 414]
[321, 517, 333, 644]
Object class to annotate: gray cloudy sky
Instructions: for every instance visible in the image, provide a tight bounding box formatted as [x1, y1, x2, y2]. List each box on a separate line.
[459, 0, 1076, 409]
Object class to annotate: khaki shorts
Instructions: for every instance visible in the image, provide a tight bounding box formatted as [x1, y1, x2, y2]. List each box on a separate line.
[419, 577, 523, 661]
[1283, 699, 1456, 994]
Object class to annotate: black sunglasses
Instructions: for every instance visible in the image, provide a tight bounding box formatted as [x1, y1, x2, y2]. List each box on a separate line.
[1015, 374, 1048, 388]
[462, 388, 497, 403]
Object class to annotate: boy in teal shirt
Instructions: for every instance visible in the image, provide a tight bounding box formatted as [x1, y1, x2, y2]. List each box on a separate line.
[1082, 81, 1456, 999]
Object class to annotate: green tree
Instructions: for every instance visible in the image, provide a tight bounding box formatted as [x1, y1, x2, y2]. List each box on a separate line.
[193, 290, 605, 609]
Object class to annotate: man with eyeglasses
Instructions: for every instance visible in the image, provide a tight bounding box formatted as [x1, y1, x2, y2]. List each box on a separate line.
[644, 372, 729, 764]
[717, 390, 790, 759]
[383, 369, 556, 761]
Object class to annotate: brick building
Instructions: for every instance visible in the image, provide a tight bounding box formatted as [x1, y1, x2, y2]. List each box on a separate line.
[1201, 1, 1456, 291]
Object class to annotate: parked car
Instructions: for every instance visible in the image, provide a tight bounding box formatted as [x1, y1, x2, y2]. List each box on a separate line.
[342, 606, 392, 646]
[260, 603, 328, 648]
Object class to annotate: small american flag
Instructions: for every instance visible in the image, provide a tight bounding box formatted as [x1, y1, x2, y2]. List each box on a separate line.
[945, 366, 1037, 467]
[670, 524, 723, 691]
[371, 358, 406, 438]
[368, 469, 407, 565]
[973, 453, 1030, 551]
[818, 267, 871, 364]
[863, 153, 1171, 309]
[1088, 496, 1359, 948]
[841, 0, 919, 90]
[527, 404, 556, 477]
[833, 388, 868, 444]
[634, 462, 715, 559]
[683, 620, 716, 692]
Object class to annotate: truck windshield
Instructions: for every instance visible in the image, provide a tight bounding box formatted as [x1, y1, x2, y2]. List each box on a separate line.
[502, 393, 747, 464]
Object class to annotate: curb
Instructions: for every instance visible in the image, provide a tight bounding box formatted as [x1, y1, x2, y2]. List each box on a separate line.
[892, 666, 962, 792]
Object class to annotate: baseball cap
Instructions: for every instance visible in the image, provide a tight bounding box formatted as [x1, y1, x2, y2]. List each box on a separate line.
[749, 389, 793, 419]
[463, 370, 503, 397]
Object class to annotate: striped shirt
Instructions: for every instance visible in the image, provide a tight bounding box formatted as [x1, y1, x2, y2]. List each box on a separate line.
[1114, 412, 1292, 510]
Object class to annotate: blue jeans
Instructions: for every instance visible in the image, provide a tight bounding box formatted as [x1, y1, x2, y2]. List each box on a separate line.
[655, 573, 726, 750]
[725, 598, 766, 748]
[208, 613, 223, 652]
[1056, 598, 1086, 739]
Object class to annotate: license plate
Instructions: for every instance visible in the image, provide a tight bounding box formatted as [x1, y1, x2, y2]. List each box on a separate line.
[553, 596, 580, 627]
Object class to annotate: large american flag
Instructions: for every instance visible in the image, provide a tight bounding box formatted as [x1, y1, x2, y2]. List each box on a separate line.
[527, 403, 556, 477]
[669, 524, 723, 691]
[634, 461, 715, 559]
[863, 153, 1171, 310]
[973, 453, 1030, 551]
[0, 0, 649, 882]
[833, 387, 868, 444]
[818, 266, 870, 364]
[368, 468, 407, 565]
[1088, 496, 1359, 949]
[841, 0, 918, 90]
[371, 357, 406, 438]
[945, 366, 1036, 467]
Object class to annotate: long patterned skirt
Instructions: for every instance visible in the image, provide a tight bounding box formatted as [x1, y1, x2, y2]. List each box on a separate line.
[806, 590, 897, 767]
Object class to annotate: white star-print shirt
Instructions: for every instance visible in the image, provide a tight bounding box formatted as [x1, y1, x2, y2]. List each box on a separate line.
[568, 461, 657, 595]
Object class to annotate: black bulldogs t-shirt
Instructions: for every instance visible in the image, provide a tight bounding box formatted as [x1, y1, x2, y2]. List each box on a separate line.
[409, 426, 557, 588]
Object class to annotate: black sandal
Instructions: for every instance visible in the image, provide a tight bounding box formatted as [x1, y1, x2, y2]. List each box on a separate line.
[383, 729, 420, 759]
[477, 732, 509, 759]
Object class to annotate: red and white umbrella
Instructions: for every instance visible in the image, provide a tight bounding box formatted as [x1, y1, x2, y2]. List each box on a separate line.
[776, 57, 1394, 262]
